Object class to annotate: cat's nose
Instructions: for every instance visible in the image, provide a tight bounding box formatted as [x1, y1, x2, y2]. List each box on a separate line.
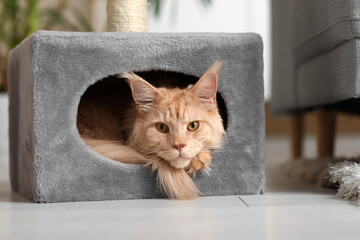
[172, 144, 186, 152]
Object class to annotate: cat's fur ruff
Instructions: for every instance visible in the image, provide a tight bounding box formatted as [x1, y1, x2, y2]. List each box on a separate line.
[77, 62, 225, 200]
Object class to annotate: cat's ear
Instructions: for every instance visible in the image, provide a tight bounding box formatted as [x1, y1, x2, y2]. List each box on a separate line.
[191, 61, 221, 104]
[121, 72, 160, 110]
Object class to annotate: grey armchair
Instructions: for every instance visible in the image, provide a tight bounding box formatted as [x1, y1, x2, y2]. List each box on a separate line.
[271, 0, 360, 159]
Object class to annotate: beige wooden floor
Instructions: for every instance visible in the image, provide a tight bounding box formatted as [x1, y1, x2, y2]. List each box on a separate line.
[0, 135, 360, 240]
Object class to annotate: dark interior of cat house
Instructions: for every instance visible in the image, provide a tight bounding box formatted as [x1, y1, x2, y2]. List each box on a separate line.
[77, 70, 228, 146]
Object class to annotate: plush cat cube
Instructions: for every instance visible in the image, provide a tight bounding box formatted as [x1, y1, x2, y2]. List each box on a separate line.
[8, 31, 265, 203]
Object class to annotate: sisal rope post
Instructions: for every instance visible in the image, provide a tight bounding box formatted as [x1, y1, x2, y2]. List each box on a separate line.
[107, 0, 148, 32]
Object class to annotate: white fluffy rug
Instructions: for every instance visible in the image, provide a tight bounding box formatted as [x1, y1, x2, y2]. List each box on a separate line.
[282, 157, 360, 200]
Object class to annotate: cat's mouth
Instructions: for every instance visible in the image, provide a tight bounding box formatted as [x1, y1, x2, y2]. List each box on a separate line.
[169, 156, 191, 169]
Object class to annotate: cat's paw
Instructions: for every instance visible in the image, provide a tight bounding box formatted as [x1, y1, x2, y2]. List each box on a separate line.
[186, 151, 212, 177]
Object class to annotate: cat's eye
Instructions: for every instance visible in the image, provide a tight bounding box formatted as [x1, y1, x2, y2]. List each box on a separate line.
[187, 121, 200, 131]
[156, 122, 169, 133]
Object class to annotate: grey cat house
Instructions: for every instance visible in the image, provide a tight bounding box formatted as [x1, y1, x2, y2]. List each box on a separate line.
[8, 31, 265, 203]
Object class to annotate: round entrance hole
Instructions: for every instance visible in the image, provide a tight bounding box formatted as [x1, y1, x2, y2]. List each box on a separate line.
[77, 70, 228, 145]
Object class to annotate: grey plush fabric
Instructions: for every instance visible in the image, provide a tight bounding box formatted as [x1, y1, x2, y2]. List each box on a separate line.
[271, 0, 360, 115]
[8, 31, 265, 203]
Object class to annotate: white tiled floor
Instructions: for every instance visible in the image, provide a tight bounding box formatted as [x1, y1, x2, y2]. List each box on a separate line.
[1, 135, 360, 240]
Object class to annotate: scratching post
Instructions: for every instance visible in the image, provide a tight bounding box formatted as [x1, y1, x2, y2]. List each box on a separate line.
[107, 0, 148, 32]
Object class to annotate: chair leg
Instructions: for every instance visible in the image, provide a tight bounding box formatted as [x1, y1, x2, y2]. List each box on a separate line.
[315, 109, 336, 158]
[289, 114, 304, 160]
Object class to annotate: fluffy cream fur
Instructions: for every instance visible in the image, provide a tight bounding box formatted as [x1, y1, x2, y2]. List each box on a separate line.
[78, 62, 225, 200]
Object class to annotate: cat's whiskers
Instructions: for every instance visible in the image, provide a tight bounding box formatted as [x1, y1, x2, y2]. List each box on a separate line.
[126, 134, 165, 160]
[200, 147, 227, 154]
[126, 128, 159, 154]
[199, 149, 211, 153]
[127, 136, 156, 156]
[201, 146, 217, 150]
[200, 149, 225, 153]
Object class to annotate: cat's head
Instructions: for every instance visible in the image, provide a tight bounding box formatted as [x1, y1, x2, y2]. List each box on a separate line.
[122, 62, 225, 169]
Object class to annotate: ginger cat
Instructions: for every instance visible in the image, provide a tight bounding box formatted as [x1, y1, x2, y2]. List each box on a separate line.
[78, 62, 225, 200]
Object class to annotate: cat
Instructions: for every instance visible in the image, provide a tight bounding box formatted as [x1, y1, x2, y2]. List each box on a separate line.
[77, 61, 225, 200]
